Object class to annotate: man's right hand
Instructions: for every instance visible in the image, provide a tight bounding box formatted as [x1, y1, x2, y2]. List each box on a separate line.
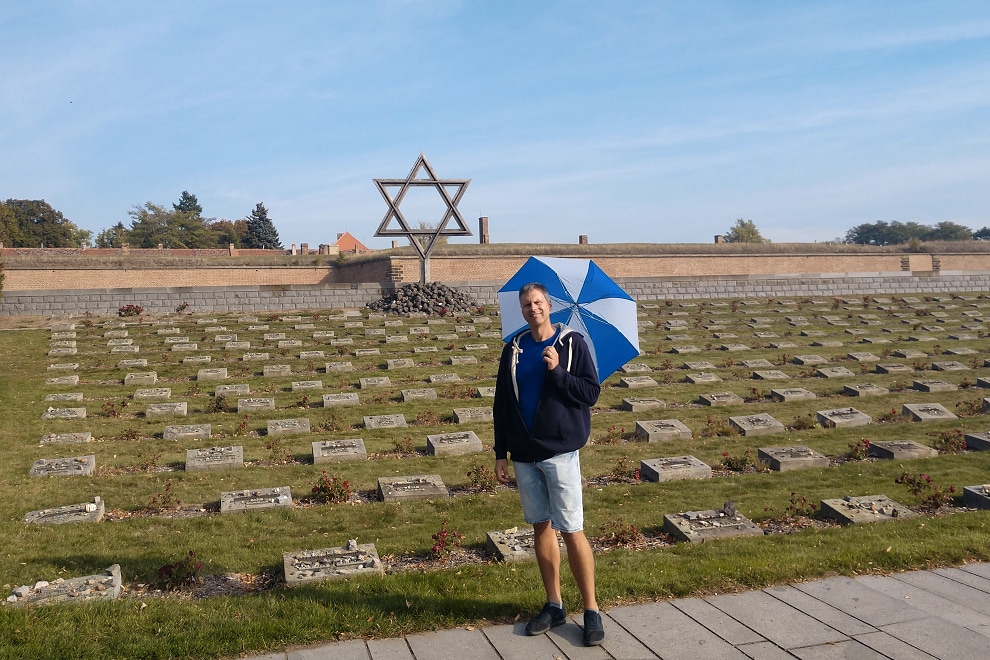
[495, 458, 511, 484]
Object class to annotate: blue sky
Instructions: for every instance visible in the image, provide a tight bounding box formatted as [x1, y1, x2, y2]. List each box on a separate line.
[3, 1, 990, 249]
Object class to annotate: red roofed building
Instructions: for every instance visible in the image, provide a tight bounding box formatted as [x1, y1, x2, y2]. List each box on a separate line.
[333, 232, 370, 253]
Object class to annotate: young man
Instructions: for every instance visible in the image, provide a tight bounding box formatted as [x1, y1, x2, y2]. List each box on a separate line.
[493, 282, 604, 646]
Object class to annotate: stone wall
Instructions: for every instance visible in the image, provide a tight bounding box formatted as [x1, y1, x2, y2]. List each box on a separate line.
[4, 272, 990, 317]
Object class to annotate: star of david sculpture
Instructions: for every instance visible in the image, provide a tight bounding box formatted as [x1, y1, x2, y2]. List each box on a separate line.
[374, 153, 471, 283]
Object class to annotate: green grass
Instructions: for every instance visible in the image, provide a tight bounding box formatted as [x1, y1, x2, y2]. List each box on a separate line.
[2, 294, 990, 659]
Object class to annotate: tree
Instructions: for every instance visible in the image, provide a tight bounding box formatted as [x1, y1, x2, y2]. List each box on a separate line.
[0, 199, 91, 247]
[845, 220, 974, 244]
[243, 203, 283, 249]
[925, 221, 972, 242]
[173, 191, 203, 217]
[722, 218, 769, 244]
[211, 219, 249, 248]
[974, 227, 990, 241]
[95, 222, 130, 248]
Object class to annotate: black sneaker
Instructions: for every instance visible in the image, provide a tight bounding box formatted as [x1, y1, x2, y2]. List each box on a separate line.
[525, 602, 567, 635]
[583, 609, 605, 646]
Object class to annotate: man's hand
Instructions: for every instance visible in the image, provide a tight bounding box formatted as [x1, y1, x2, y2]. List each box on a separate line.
[542, 345, 559, 370]
[495, 458, 511, 484]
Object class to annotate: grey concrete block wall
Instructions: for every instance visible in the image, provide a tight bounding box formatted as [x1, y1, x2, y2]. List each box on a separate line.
[2, 272, 990, 316]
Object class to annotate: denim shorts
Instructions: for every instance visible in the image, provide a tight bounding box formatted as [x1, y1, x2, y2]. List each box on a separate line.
[513, 450, 584, 533]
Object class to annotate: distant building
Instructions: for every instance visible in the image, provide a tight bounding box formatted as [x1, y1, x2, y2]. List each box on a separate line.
[333, 231, 370, 253]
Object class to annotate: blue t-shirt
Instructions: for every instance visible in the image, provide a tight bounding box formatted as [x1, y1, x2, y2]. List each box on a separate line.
[516, 327, 561, 432]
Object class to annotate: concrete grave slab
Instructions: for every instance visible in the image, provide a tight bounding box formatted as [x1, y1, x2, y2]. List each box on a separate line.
[811, 340, 843, 348]
[698, 391, 744, 406]
[386, 358, 415, 369]
[44, 392, 83, 402]
[893, 349, 927, 359]
[639, 455, 711, 482]
[5, 565, 121, 607]
[30, 455, 96, 477]
[216, 383, 249, 397]
[670, 345, 700, 353]
[740, 359, 775, 368]
[163, 424, 211, 441]
[283, 542, 383, 586]
[323, 393, 359, 407]
[682, 363, 716, 372]
[40, 432, 92, 444]
[242, 352, 270, 361]
[238, 397, 275, 412]
[816, 366, 856, 378]
[145, 402, 187, 417]
[720, 343, 751, 351]
[359, 376, 391, 388]
[820, 494, 916, 524]
[124, 372, 157, 386]
[793, 355, 827, 365]
[753, 370, 790, 380]
[931, 361, 969, 371]
[312, 438, 367, 463]
[817, 407, 872, 428]
[758, 446, 829, 471]
[267, 418, 310, 436]
[426, 431, 484, 456]
[182, 355, 210, 364]
[769, 341, 798, 348]
[263, 364, 292, 377]
[843, 383, 889, 397]
[730, 413, 785, 436]
[620, 363, 653, 373]
[133, 388, 171, 401]
[24, 497, 104, 524]
[448, 355, 477, 365]
[47, 362, 79, 370]
[385, 335, 409, 344]
[868, 440, 937, 460]
[429, 373, 461, 383]
[401, 388, 437, 402]
[685, 372, 721, 383]
[186, 445, 244, 471]
[377, 475, 448, 502]
[325, 361, 353, 372]
[876, 363, 913, 374]
[170, 343, 198, 352]
[964, 431, 990, 451]
[962, 485, 990, 510]
[634, 419, 693, 441]
[621, 397, 665, 412]
[620, 375, 659, 388]
[220, 486, 292, 514]
[364, 414, 407, 429]
[41, 407, 86, 420]
[902, 402, 957, 421]
[291, 380, 323, 391]
[453, 407, 493, 423]
[197, 368, 228, 381]
[663, 502, 763, 543]
[485, 527, 565, 562]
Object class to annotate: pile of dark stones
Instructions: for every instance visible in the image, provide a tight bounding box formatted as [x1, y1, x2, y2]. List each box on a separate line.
[366, 282, 478, 316]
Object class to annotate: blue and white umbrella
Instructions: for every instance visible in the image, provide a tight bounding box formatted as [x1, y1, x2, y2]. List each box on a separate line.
[498, 256, 640, 383]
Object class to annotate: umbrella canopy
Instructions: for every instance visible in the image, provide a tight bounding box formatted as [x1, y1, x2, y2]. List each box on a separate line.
[498, 256, 641, 383]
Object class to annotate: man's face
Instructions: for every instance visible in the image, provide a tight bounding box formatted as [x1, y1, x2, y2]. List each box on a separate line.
[520, 289, 552, 327]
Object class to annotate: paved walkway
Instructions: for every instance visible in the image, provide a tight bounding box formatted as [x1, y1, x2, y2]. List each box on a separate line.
[244, 562, 990, 660]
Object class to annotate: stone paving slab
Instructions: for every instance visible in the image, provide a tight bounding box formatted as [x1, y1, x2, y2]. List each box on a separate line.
[406, 627, 501, 660]
[762, 584, 876, 636]
[856, 573, 990, 636]
[879, 615, 990, 659]
[611, 601, 748, 658]
[848, 631, 937, 660]
[792, 575, 927, 627]
[707, 590, 846, 649]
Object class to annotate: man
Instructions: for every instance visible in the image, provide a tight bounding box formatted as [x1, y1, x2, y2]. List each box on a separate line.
[493, 282, 604, 646]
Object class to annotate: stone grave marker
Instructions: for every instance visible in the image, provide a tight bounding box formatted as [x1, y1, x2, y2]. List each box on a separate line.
[30, 455, 96, 477]
[134, 388, 171, 401]
[792, 355, 827, 365]
[283, 542, 383, 586]
[313, 438, 367, 463]
[365, 328, 385, 337]
[145, 402, 187, 417]
[753, 370, 790, 380]
[325, 361, 353, 372]
[639, 455, 711, 482]
[740, 359, 775, 368]
[237, 397, 275, 413]
[620, 375, 658, 388]
[51, 331, 77, 339]
[816, 407, 872, 428]
[40, 432, 92, 444]
[278, 339, 303, 349]
[683, 361, 717, 370]
[323, 393, 359, 407]
[359, 376, 392, 388]
[383, 319, 404, 327]
[665, 334, 693, 342]
[197, 367, 228, 381]
[263, 364, 292, 377]
[902, 402, 957, 421]
[385, 335, 409, 344]
[634, 419, 693, 442]
[413, 346, 438, 353]
[449, 355, 477, 365]
[843, 383, 889, 397]
[670, 345, 700, 353]
[426, 431, 484, 456]
[620, 363, 653, 373]
[962, 485, 990, 510]
[486, 527, 565, 562]
[912, 379, 957, 393]
[267, 418, 311, 436]
[729, 413, 785, 437]
[41, 407, 86, 420]
[663, 502, 763, 543]
[686, 372, 721, 384]
[312, 331, 335, 339]
[931, 361, 969, 371]
[698, 391, 744, 406]
[106, 338, 132, 347]
[893, 349, 927, 359]
[186, 445, 244, 471]
[387, 358, 415, 369]
[44, 392, 83, 402]
[621, 397, 665, 412]
[816, 366, 856, 378]
[820, 495, 916, 524]
[720, 343, 751, 352]
[171, 343, 198, 352]
[868, 440, 937, 460]
[47, 347, 77, 357]
[965, 432, 990, 451]
[429, 373, 461, 383]
[876, 363, 913, 375]
[24, 497, 104, 524]
[847, 352, 880, 362]
[377, 475, 448, 502]
[364, 414, 407, 429]
[214, 334, 237, 342]
[291, 380, 324, 391]
[409, 326, 429, 335]
[164, 424, 211, 441]
[769, 387, 816, 402]
[158, 327, 181, 335]
[768, 341, 798, 348]
[402, 388, 437, 402]
[944, 347, 977, 355]
[216, 383, 249, 397]
[757, 446, 828, 471]
[453, 407, 494, 424]
[48, 363, 79, 371]
[476, 386, 497, 398]
[183, 355, 211, 365]
[220, 486, 292, 514]
[463, 343, 487, 350]
[299, 351, 325, 360]
[124, 372, 157, 386]
[5, 565, 121, 607]
[436, 333, 459, 341]
[242, 352, 270, 361]
[264, 333, 287, 341]
[225, 341, 251, 350]
[354, 348, 380, 356]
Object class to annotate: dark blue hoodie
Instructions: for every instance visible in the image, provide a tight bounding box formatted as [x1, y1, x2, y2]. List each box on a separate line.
[493, 324, 601, 462]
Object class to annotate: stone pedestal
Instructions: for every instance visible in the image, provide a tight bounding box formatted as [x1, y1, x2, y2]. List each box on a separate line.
[634, 419, 693, 442]
[757, 446, 829, 471]
[868, 440, 938, 460]
[729, 413, 785, 437]
[186, 446, 244, 471]
[312, 439, 367, 463]
[23, 497, 104, 524]
[220, 486, 292, 514]
[283, 543, 383, 586]
[663, 503, 763, 543]
[377, 475, 448, 502]
[820, 495, 916, 524]
[902, 403, 957, 421]
[639, 455, 711, 482]
[426, 431, 484, 456]
[816, 407, 872, 428]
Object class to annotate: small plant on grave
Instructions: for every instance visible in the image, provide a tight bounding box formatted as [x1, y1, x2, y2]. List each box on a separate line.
[466, 462, 498, 492]
[776, 353, 791, 366]
[265, 437, 292, 465]
[594, 424, 624, 445]
[186, 383, 201, 396]
[788, 413, 818, 431]
[118, 303, 144, 317]
[115, 427, 140, 442]
[954, 398, 985, 417]
[157, 550, 203, 591]
[723, 357, 735, 368]
[932, 344, 943, 355]
[876, 408, 900, 423]
[784, 491, 818, 518]
[316, 410, 342, 433]
[147, 480, 180, 511]
[414, 409, 446, 426]
[911, 361, 929, 371]
[392, 436, 417, 455]
[745, 387, 766, 403]
[720, 449, 759, 472]
[846, 438, 871, 460]
[295, 394, 310, 409]
[660, 358, 673, 370]
[101, 400, 123, 418]
[266, 313, 281, 322]
[311, 470, 351, 504]
[701, 416, 739, 438]
[831, 298, 842, 310]
[597, 517, 643, 547]
[895, 471, 956, 509]
[206, 395, 230, 414]
[926, 429, 967, 454]
[969, 357, 982, 369]
[138, 449, 164, 473]
[960, 377, 974, 389]
[600, 454, 640, 481]
[430, 520, 464, 560]
[174, 301, 189, 313]
[233, 414, 249, 437]
[731, 300, 740, 312]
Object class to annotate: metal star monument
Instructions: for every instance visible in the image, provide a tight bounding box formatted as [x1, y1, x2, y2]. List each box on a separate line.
[374, 153, 471, 282]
